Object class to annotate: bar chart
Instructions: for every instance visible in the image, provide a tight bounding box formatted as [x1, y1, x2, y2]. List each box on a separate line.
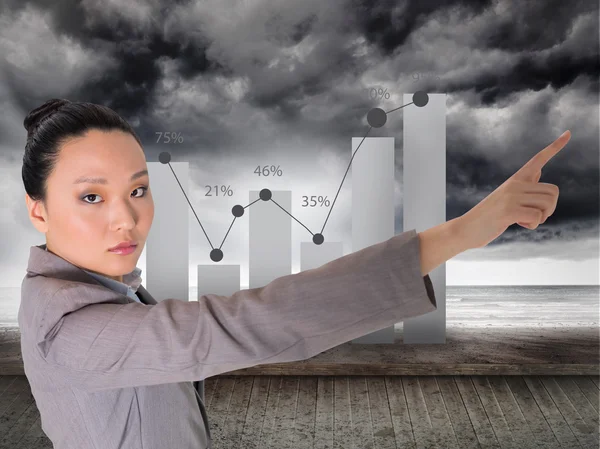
[146, 91, 446, 344]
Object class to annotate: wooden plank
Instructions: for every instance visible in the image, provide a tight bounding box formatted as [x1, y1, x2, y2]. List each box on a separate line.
[255, 376, 282, 448]
[221, 376, 254, 446]
[470, 375, 517, 449]
[419, 376, 460, 449]
[289, 376, 317, 449]
[333, 376, 353, 449]
[0, 398, 40, 448]
[30, 436, 54, 449]
[239, 376, 270, 449]
[553, 376, 600, 426]
[268, 376, 299, 449]
[0, 379, 36, 439]
[590, 376, 599, 389]
[385, 376, 417, 449]
[366, 376, 396, 449]
[34, 439, 54, 448]
[313, 376, 334, 449]
[402, 375, 438, 448]
[0, 375, 18, 399]
[348, 376, 374, 449]
[539, 376, 598, 449]
[454, 376, 501, 448]
[553, 377, 599, 429]
[487, 376, 544, 449]
[0, 376, 29, 418]
[14, 415, 46, 449]
[504, 376, 561, 449]
[436, 376, 481, 449]
[571, 376, 599, 413]
[204, 375, 219, 411]
[523, 376, 582, 448]
[207, 376, 236, 447]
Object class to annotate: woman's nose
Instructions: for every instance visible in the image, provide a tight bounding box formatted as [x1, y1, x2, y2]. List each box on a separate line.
[108, 200, 137, 231]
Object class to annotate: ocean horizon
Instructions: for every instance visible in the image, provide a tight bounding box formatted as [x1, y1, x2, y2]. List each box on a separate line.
[2, 285, 598, 328]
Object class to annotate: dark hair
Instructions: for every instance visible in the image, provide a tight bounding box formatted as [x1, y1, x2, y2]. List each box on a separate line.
[22, 98, 143, 203]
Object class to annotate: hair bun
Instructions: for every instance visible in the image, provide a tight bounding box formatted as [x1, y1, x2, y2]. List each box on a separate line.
[23, 98, 71, 134]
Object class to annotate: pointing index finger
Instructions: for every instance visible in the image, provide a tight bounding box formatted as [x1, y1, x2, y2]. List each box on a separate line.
[525, 130, 571, 172]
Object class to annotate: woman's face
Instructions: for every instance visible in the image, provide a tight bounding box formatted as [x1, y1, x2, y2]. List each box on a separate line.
[25, 129, 154, 282]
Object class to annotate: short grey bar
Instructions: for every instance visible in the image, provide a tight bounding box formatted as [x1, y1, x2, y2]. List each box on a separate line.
[197, 265, 241, 298]
[300, 241, 343, 271]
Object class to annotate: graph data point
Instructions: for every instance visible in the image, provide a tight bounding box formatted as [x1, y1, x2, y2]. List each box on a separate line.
[413, 91, 429, 107]
[312, 233, 324, 245]
[210, 248, 224, 262]
[232, 205, 245, 217]
[259, 189, 272, 201]
[158, 152, 171, 164]
[367, 107, 387, 128]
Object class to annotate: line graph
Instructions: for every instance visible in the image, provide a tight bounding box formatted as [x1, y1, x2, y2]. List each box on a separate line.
[158, 91, 430, 263]
[146, 90, 446, 344]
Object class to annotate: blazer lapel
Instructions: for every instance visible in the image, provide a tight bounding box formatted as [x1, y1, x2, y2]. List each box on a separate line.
[136, 284, 158, 305]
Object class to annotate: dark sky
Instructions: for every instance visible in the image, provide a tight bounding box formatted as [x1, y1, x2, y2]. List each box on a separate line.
[0, 0, 598, 286]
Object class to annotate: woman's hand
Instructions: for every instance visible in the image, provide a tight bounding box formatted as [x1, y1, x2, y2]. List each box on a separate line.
[457, 130, 571, 250]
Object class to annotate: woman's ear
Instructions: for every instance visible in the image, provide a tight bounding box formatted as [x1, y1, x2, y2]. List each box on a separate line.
[25, 193, 49, 233]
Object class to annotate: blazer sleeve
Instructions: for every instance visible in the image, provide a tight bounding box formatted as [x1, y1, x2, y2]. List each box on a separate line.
[39, 229, 437, 392]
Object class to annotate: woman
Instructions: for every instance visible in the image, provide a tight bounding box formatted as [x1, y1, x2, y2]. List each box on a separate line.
[19, 98, 569, 449]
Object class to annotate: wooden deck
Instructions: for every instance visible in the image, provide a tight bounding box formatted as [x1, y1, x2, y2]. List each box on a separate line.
[1, 374, 598, 449]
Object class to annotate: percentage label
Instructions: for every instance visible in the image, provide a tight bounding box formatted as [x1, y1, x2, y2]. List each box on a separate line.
[369, 87, 390, 101]
[254, 165, 283, 176]
[301, 195, 330, 207]
[206, 185, 234, 197]
[156, 132, 184, 144]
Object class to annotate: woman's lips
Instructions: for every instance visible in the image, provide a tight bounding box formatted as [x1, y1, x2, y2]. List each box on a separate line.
[108, 244, 137, 255]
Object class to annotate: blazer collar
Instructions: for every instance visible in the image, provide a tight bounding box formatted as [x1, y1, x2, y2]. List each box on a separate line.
[27, 243, 157, 305]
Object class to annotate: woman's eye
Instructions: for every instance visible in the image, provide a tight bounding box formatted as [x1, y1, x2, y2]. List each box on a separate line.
[132, 186, 148, 198]
[82, 194, 102, 204]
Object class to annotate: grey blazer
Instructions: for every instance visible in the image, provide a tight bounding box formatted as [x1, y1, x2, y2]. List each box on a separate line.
[18, 229, 436, 449]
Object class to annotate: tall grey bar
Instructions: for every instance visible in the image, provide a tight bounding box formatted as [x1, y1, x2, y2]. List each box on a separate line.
[351, 137, 396, 344]
[197, 265, 241, 298]
[300, 242, 343, 271]
[402, 93, 446, 344]
[146, 162, 190, 303]
[248, 190, 292, 288]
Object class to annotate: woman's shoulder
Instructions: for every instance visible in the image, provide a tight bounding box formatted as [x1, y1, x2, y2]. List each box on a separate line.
[20, 273, 129, 349]
[19, 273, 74, 343]
[21, 272, 70, 312]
